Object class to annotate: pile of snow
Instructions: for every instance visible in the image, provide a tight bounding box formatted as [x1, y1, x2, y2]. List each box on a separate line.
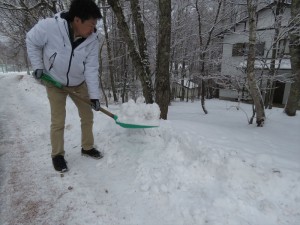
[117, 98, 160, 126]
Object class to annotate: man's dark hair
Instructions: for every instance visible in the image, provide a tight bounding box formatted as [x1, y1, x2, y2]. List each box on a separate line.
[69, 0, 102, 22]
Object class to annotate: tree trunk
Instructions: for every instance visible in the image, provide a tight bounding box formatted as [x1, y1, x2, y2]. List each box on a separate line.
[195, 0, 207, 114]
[195, 0, 222, 114]
[285, 0, 300, 116]
[102, 0, 118, 102]
[265, 0, 285, 109]
[180, 60, 186, 101]
[99, 42, 108, 107]
[155, 0, 172, 119]
[247, 0, 265, 127]
[107, 0, 154, 104]
[24, 46, 30, 75]
[181, 79, 185, 101]
[130, 0, 151, 78]
[121, 47, 128, 103]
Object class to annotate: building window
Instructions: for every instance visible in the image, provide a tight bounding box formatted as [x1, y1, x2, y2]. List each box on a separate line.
[277, 39, 289, 57]
[256, 42, 265, 56]
[232, 43, 247, 56]
[232, 42, 265, 56]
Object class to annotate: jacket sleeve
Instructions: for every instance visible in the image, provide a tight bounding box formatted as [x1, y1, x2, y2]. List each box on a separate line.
[26, 19, 48, 71]
[84, 38, 101, 99]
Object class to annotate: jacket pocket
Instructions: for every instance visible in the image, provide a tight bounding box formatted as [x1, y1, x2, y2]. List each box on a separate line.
[48, 52, 57, 71]
[83, 61, 86, 74]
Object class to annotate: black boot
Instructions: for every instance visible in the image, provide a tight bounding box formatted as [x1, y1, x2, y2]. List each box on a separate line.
[52, 155, 68, 172]
[81, 148, 103, 159]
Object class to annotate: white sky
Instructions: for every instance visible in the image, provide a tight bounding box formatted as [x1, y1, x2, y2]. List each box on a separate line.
[0, 72, 299, 225]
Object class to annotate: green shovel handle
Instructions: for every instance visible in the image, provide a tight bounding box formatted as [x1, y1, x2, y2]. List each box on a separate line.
[40, 73, 63, 89]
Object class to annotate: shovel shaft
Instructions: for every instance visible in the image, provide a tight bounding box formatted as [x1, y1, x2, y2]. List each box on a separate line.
[98, 107, 115, 119]
[41, 73, 116, 119]
[64, 89, 115, 119]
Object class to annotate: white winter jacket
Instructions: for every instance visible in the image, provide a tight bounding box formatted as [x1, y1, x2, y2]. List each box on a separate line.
[26, 12, 100, 99]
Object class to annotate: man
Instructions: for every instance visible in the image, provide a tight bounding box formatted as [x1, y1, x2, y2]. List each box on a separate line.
[26, 0, 103, 173]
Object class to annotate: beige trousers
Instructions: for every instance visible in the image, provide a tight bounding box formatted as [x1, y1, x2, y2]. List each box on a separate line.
[46, 82, 94, 157]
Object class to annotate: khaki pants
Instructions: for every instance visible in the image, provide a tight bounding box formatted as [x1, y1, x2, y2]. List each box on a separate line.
[46, 82, 94, 157]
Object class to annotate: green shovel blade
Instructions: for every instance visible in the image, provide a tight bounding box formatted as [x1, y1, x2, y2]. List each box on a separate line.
[113, 115, 158, 129]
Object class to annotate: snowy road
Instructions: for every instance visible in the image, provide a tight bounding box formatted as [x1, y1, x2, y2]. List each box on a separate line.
[0, 76, 11, 209]
[0, 74, 112, 225]
[0, 74, 51, 225]
[0, 75, 19, 199]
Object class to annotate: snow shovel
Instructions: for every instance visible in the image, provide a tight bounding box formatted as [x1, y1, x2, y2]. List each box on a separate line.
[40, 72, 158, 129]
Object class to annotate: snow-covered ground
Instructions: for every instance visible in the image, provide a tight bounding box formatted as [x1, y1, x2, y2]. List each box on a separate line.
[0, 72, 299, 225]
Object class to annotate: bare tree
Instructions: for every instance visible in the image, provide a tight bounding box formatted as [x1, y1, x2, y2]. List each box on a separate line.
[0, 0, 60, 73]
[285, 0, 300, 116]
[246, 0, 265, 126]
[265, 0, 286, 109]
[155, 0, 172, 119]
[99, 41, 109, 107]
[130, 0, 151, 77]
[101, 0, 118, 102]
[107, 0, 154, 104]
[195, 0, 223, 114]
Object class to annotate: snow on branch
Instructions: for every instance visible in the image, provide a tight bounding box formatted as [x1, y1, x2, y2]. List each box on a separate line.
[0, 1, 51, 12]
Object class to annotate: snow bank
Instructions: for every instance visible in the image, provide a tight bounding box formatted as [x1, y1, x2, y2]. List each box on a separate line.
[117, 98, 160, 126]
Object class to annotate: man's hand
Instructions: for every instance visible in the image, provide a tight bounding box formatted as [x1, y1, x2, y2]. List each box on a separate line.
[32, 69, 43, 79]
[90, 99, 100, 111]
